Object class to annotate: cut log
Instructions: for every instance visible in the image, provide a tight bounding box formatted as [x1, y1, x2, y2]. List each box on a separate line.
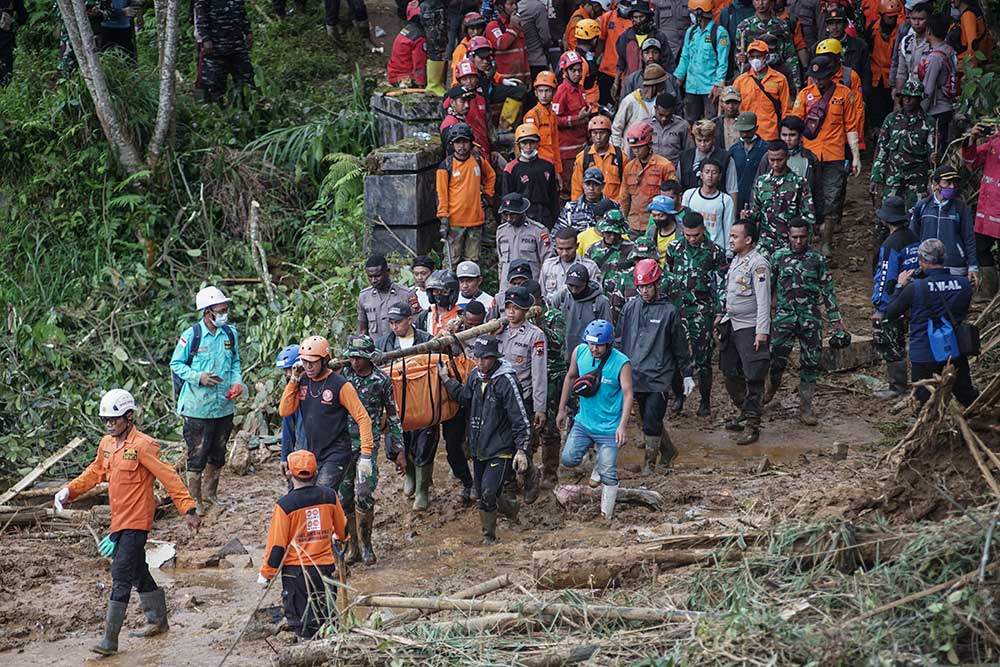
[553, 484, 664, 511]
[278, 637, 402, 667]
[0, 437, 86, 505]
[11, 483, 108, 502]
[424, 612, 538, 636]
[385, 573, 512, 628]
[532, 546, 746, 589]
[0, 505, 109, 528]
[518, 644, 598, 666]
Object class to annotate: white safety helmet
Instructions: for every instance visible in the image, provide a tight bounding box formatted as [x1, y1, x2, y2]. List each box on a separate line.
[99, 389, 137, 418]
[195, 285, 230, 311]
[594, 0, 612, 10]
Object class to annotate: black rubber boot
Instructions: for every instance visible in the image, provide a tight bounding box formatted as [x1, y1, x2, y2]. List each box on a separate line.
[357, 507, 377, 566]
[344, 513, 361, 564]
[696, 371, 712, 417]
[522, 463, 540, 505]
[658, 432, 678, 470]
[92, 600, 128, 655]
[670, 395, 685, 415]
[798, 382, 819, 426]
[763, 371, 783, 405]
[130, 589, 168, 637]
[480, 510, 498, 545]
[642, 437, 658, 475]
[497, 491, 520, 525]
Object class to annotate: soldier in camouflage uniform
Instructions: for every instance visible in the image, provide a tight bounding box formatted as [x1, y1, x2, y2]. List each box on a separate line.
[749, 140, 815, 257]
[342, 335, 403, 566]
[584, 209, 637, 323]
[524, 279, 566, 489]
[765, 220, 843, 425]
[735, 0, 803, 90]
[194, 0, 253, 103]
[419, 0, 448, 94]
[664, 211, 729, 416]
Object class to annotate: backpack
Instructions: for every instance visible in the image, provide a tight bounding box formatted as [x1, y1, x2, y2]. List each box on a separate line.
[687, 21, 721, 57]
[172, 323, 237, 398]
[923, 282, 960, 362]
[917, 48, 962, 100]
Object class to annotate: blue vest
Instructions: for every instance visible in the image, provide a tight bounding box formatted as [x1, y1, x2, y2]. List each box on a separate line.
[908, 269, 972, 363]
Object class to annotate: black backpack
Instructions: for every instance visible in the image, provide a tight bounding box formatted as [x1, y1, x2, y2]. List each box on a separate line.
[171, 323, 237, 398]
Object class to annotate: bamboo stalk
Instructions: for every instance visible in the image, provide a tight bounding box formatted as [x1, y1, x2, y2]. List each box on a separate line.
[385, 573, 513, 628]
[0, 438, 86, 505]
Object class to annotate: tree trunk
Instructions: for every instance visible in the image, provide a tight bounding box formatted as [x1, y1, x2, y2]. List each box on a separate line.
[147, 0, 179, 169]
[553, 484, 664, 511]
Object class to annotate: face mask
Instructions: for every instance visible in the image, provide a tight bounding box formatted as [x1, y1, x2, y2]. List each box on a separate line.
[520, 148, 538, 160]
[939, 186, 956, 200]
[750, 58, 765, 72]
[689, 11, 697, 23]
[213, 312, 229, 327]
[950, 6, 961, 19]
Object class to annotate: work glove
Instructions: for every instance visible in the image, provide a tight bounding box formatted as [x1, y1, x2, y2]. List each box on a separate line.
[682, 377, 696, 397]
[436, 361, 450, 381]
[53, 487, 69, 511]
[257, 573, 269, 587]
[98, 534, 117, 558]
[357, 456, 373, 481]
[439, 217, 450, 239]
[513, 450, 529, 473]
[224, 383, 243, 400]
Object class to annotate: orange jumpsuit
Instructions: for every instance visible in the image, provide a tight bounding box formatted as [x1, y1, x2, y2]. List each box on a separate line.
[621, 154, 677, 232]
[523, 102, 563, 175]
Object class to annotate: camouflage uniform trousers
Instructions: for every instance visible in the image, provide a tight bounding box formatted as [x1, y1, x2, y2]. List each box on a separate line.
[338, 449, 379, 514]
[873, 317, 906, 364]
[202, 48, 253, 101]
[770, 311, 823, 383]
[419, 0, 447, 60]
[681, 309, 715, 375]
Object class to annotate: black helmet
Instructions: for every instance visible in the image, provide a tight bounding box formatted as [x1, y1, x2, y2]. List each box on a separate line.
[829, 329, 852, 350]
[426, 269, 460, 309]
[448, 122, 474, 143]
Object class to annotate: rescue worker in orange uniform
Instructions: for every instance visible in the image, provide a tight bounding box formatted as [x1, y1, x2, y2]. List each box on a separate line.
[54, 389, 200, 656]
[565, 0, 606, 51]
[523, 70, 562, 176]
[598, 0, 632, 103]
[258, 450, 349, 639]
[621, 121, 678, 233]
[572, 115, 626, 202]
[572, 18, 603, 105]
[732, 40, 791, 141]
[863, 0, 900, 133]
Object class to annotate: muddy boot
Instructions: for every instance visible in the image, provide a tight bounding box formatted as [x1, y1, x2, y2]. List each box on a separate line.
[460, 483, 473, 506]
[202, 463, 226, 507]
[798, 381, 819, 426]
[735, 417, 760, 446]
[670, 395, 685, 415]
[974, 265, 998, 303]
[412, 465, 431, 511]
[403, 460, 415, 497]
[763, 371, 783, 405]
[469, 482, 480, 502]
[92, 600, 128, 655]
[480, 510, 498, 545]
[641, 435, 659, 474]
[540, 440, 560, 490]
[344, 513, 361, 564]
[497, 490, 520, 525]
[874, 361, 908, 399]
[357, 508, 376, 566]
[820, 221, 833, 260]
[522, 463, 540, 505]
[185, 471, 205, 515]
[600, 484, 618, 522]
[658, 432, 678, 471]
[696, 371, 712, 417]
[588, 465, 601, 488]
[130, 589, 168, 638]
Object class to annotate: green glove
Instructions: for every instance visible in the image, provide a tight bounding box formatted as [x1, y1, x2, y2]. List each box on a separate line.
[98, 534, 116, 558]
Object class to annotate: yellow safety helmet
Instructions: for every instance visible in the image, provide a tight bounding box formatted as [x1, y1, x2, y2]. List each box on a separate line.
[815, 38, 843, 56]
[575, 18, 602, 41]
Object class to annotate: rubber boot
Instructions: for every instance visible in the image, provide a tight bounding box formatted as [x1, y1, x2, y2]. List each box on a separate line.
[588, 465, 601, 488]
[670, 395, 685, 415]
[355, 20, 375, 48]
[357, 508, 376, 566]
[460, 483, 473, 505]
[642, 435, 659, 474]
[202, 463, 226, 507]
[412, 465, 431, 511]
[497, 489, 519, 525]
[522, 461, 540, 505]
[600, 484, 618, 522]
[424, 60, 447, 96]
[658, 432, 678, 471]
[344, 513, 361, 564]
[763, 371, 783, 405]
[723, 377, 747, 431]
[91, 600, 128, 655]
[539, 440, 560, 490]
[403, 460, 415, 497]
[185, 471, 205, 515]
[130, 589, 169, 638]
[874, 361, 908, 399]
[480, 510, 498, 545]
[974, 265, 998, 303]
[820, 221, 833, 259]
[798, 381, 819, 426]
[696, 370, 712, 417]
[735, 417, 760, 445]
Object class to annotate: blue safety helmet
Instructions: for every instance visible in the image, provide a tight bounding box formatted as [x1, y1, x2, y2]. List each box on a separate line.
[275, 344, 300, 369]
[583, 319, 614, 345]
[647, 195, 677, 215]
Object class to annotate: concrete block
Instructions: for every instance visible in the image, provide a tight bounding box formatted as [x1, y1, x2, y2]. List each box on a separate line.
[371, 91, 443, 147]
[364, 169, 438, 227]
[366, 137, 443, 173]
[788, 334, 877, 373]
[368, 221, 440, 257]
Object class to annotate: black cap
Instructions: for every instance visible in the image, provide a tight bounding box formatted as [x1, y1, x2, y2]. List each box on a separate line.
[522, 279, 542, 301]
[387, 302, 412, 320]
[565, 263, 590, 287]
[499, 192, 531, 214]
[875, 195, 909, 223]
[504, 285, 534, 310]
[411, 254, 435, 269]
[810, 54, 838, 78]
[472, 335, 501, 358]
[507, 258, 533, 281]
[933, 165, 959, 182]
[447, 84, 476, 99]
[463, 299, 486, 316]
[824, 6, 848, 21]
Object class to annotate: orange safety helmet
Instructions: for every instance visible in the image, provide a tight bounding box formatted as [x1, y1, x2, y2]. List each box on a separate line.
[299, 335, 331, 361]
[533, 70, 558, 89]
[588, 115, 612, 132]
[633, 258, 662, 286]
[878, 0, 901, 15]
[688, 0, 713, 12]
[575, 18, 602, 40]
[558, 49, 583, 71]
[626, 121, 653, 147]
[514, 123, 541, 143]
[454, 58, 477, 79]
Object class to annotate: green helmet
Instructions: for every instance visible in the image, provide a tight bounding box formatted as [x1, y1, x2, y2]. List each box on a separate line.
[596, 209, 630, 235]
[346, 334, 379, 360]
[632, 234, 659, 259]
[899, 80, 924, 99]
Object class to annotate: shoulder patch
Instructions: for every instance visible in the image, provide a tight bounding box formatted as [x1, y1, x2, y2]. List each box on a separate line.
[534, 340, 545, 356]
[756, 266, 767, 282]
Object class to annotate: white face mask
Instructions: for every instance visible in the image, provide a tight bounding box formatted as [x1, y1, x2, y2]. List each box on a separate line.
[520, 148, 538, 160]
[689, 11, 697, 23]
[213, 312, 229, 327]
[750, 58, 765, 72]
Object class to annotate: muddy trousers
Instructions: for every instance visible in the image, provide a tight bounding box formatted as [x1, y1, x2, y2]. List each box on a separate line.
[280, 564, 337, 639]
[911, 357, 979, 408]
[109, 530, 158, 603]
[442, 409, 474, 488]
[183, 414, 233, 473]
[473, 456, 515, 513]
[338, 451, 379, 513]
[635, 391, 667, 436]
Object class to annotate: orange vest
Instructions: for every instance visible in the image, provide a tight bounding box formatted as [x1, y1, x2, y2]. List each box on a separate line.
[599, 9, 632, 77]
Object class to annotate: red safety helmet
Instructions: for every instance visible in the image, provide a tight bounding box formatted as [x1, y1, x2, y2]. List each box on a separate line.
[406, 0, 420, 21]
[558, 50, 583, 71]
[454, 58, 477, 79]
[468, 35, 493, 54]
[626, 121, 653, 147]
[633, 259, 662, 286]
[463, 11, 487, 27]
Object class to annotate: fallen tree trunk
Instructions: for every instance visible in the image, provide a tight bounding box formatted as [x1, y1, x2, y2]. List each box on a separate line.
[0, 505, 110, 528]
[11, 483, 107, 502]
[425, 612, 541, 637]
[0, 437, 86, 505]
[518, 644, 598, 667]
[385, 573, 512, 628]
[553, 484, 664, 511]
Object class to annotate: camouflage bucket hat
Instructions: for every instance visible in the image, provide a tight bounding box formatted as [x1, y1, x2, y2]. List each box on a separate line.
[596, 209, 630, 234]
[899, 79, 924, 99]
[346, 334, 379, 360]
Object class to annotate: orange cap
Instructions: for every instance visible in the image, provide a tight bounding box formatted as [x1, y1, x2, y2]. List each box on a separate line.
[287, 450, 317, 480]
[747, 39, 769, 54]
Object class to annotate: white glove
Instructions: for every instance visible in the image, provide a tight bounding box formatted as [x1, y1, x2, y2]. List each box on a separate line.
[502, 78, 521, 87]
[513, 450, 529, 473]
[54, 487, 70, 512]
[357, 456, 373, 481]
[682, 377, 696, 397]
[257, 573, 269, 587]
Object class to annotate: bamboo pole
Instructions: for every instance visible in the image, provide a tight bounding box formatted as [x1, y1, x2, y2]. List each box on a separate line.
[0, 437, 86, 505]
[385, 573, 513, 628]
